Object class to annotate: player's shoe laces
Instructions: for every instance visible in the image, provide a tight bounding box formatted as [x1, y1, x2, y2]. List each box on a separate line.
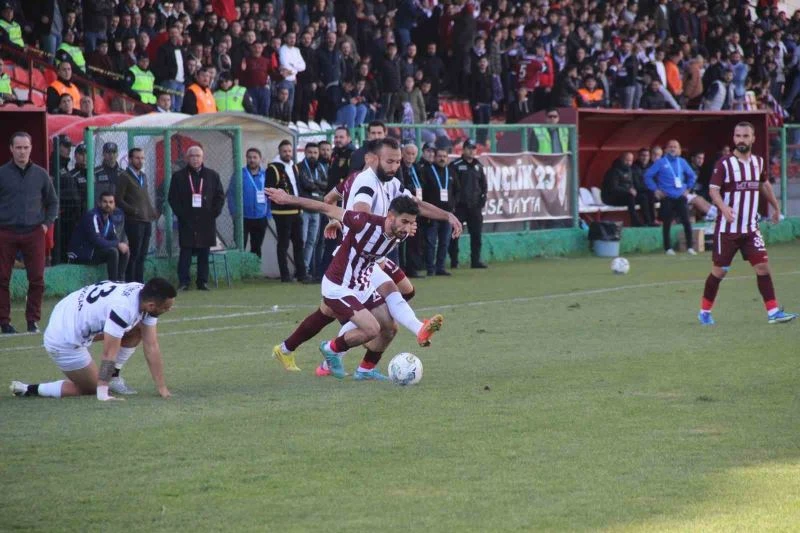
[272, 344, 300, 372]
[109, 376, 138, 395]
[416, 314, 444, 347]
[768, 309, 798, 324]
[10, 380, 28, 396]
[698, 311, 715, 326]
[353, 369, 389, 381]
[319, 341, 346, 379]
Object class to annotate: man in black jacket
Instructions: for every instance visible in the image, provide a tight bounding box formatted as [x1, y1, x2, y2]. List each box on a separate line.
[82, 0, 114, 53]
[266, 140, 307, 283]
[448, 140, 487, 269]
[398, 143, 426, 277]
[297, 142, 327, 276]
[600, 152, 653, 226]
[470, 57, 494, 146]
[152, 25, 186, 112]
[117, 147, 158, 283]
[94, 142, 122, 198]
[349, 121, 385, 172]
[168, 146, 225, 291]
[378, 44, 401, 120]
[421, 147, 455, 276]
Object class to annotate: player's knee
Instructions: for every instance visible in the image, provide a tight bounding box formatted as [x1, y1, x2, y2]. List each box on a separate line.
[377, 280, 398, 298]
[362, 321, 380, 340]
[754, 262, 770, 276]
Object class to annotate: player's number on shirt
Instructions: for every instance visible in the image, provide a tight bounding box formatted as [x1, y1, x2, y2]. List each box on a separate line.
[86, 282, 117, 304]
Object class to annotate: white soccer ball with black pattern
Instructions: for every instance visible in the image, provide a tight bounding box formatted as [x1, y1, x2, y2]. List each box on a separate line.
[388, 353, 423, 386]
[611, 257, 630, 275]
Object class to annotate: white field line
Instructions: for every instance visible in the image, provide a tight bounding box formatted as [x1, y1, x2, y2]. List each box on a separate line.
[2, 269, 799, 355]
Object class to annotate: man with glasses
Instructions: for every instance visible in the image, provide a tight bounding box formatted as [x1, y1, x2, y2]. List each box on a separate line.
[531, 108, 570, 154]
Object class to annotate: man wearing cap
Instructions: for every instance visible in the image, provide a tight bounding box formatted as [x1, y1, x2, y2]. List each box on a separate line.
[117, 147, 157, 282]
[182, 67, 217, 114]
[56, 29, 87, 74]
[50, 135, 72, 177]
[125, 53, 157, 105]
[59, 143, 89, 257]
[448, 140, 487, 269]
[420, 143, 435, 169]
[46, 62, 83, 114]
[0, 1, 23, 48]
[214, 72, 253, 112]
[0, 132, 59, 334]
[95, 142, 122, 198]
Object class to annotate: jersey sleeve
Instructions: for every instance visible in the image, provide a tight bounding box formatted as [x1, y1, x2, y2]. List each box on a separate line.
[103, 307, 135, 338]
[350, 174, 377, 206]
[758, 156, 767, 183]
[333, 179, 345, 197]
[709, 159, 726, 189]
[342, 210, 370, 232]
[142, 314, 158, 327]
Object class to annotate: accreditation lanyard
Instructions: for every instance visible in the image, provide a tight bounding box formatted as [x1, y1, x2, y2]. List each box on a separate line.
[102, 216, 112, 237]
[304, 159, 318, 182]
[431, 165, 449, 203]
[409, 165, 422, 200]
[246, 168, 266, 204]
[189, 174, 204, 208]
[666, 158, 682, 189]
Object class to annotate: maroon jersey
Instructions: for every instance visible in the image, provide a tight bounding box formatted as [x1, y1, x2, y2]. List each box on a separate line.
[710, 154, 765, 234]
[326, 211, 405, 291]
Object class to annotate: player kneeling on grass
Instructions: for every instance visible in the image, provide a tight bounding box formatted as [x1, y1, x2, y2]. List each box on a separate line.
[10, 278, 177, 400]
[266, 187, 442, 380]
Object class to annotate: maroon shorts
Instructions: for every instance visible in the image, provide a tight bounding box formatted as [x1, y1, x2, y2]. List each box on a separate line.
[712, 231, 768, 267]
[381, 259, 407, 285]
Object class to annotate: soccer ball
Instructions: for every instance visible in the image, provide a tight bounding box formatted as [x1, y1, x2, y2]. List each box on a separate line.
[388, 353, 423, 386]
[611, 257, 630, 275]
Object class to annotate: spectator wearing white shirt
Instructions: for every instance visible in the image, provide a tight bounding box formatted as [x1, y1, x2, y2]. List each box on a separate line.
[278, 32, 306, 118]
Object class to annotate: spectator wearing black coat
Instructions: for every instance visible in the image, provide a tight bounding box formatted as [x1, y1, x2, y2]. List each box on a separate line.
[82, 0, 114, 53]
[152, 26, 186, 112]
[640, 78, 670, 109]
[470, 57, 494, 146]
[378, 43, 402, 120]
[600, 152, 654, 226]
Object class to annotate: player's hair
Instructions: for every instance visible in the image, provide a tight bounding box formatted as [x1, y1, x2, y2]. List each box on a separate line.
[388, 196, 420, 217]
[9, 131, 31, 146]
[364, 139, 381, 154]
[368, 120, 386, 132]
[141, 277, 177, 302]
[128, 147, 143, 158]
[278, 139, 292, 149]
[245, 147, 262, 157]
[735, 121, 755, 133]
[378, 137, 400, 152]
[304, 142, 318, 150]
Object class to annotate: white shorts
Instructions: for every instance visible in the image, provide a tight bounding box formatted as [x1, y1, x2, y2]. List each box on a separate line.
[369, 266, 392, 290]
[321, 275, 376, 306]
[44, 342, 93, 372]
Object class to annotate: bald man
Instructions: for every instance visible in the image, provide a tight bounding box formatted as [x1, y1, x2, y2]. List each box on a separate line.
[167, 146, 226, 290]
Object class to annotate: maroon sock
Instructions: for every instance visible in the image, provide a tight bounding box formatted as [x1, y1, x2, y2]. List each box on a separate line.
[284, 309, 335, 352]
[403, 289, 415, 302]
[330, 335, 349, 353]
[756, 274, 778, 311]
[363, 349, 383, 366]
[701, 274, 722, 311]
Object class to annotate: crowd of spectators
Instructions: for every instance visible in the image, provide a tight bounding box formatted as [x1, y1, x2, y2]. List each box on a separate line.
[1, 0, 800, 135]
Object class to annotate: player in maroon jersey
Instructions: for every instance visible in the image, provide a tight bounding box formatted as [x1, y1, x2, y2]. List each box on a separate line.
[266, 187, 444, 380]
[699, 122, 797, 325]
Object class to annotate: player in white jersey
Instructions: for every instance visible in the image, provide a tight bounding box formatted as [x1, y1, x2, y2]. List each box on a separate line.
[10, 278, 177, 400]
[271, 139, 460, 378]
[266, 187, 440, 379]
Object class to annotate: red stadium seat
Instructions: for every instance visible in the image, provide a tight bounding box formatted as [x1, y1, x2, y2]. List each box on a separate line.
[11, 66, 29, 85]
[43, 69, 57, 85]
[30, 90, 45, 107]
[31, 69, 47, 91]
[458, 101, 472, 120]
[93, 94, 110, 114]
[440, 100, 454, 117]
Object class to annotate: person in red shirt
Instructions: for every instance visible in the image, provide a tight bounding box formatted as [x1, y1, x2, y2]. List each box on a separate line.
[238, 41, 273, 116]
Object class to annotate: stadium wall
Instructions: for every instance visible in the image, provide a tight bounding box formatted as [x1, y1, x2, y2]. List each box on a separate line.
[11, 219, 800, 299]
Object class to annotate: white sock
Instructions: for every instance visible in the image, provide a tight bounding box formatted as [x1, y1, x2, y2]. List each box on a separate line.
[115, 347, 136, 370]
[385, 292, 424, 335]
[337, 321, 357, 337]
[38, 380, 64, 398]
[768, 307, 780, 317]
[280, 342, 291, 354]
[705, 205, 718, 220]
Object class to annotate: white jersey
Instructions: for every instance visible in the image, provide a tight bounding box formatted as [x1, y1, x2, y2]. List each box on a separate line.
[344, 168, 412, 222]
[44, 281, 158, 348]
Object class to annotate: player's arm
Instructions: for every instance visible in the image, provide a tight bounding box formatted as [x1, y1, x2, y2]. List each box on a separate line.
[141, 323, 171, 399]
[709, 160, 734, 223]
[760, 179, 781, 223]
[265, 187, 345, 220]
[323, 187, 341, 205]
[97, 334, 124, 401]
[415, 199, 463, 238]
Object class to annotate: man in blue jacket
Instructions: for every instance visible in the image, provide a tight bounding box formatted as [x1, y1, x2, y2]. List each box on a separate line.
[68, 192, 130, 281]
[644, 139, 697, 255]
[228, 147, 270, 258]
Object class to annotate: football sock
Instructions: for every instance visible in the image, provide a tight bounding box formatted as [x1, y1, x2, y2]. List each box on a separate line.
[757, 274, 779, 314]
[358, 350, 383, 372]
[285, 309, 334, 352]
[403, 289, 416, 302]
[25, 384, 39, 396]
[385, 292, 423, 335]
[337, 321, 358, 338]
[701, 274, 722, 311]
[115, 347, 136, 370]
[37, 380, 64, 398]
[330, 335, 348, 353]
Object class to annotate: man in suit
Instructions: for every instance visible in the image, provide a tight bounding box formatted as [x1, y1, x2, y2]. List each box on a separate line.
[167, 146, 225, 291]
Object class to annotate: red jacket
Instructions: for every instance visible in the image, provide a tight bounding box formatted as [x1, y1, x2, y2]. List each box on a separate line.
[519, 54, 554, 90]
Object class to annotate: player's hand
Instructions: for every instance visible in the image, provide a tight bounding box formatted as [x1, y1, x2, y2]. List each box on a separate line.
[265, 187, 290, 204]
[448, 212, 463, 238]
[158, 386, 172, 399]
[96, 385, 124, 401]
[118, 242, 129, 254]
[720, 205, 736, 223]
[770, 209, 781, 224]
[324, 220, 342, 239]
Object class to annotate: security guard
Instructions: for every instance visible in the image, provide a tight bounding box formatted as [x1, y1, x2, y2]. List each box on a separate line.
[448, 140, 488, 269]
[94, 142, 123, 198]
[531, 107, 570, 154]
[55, 29, 86, 74]
[59, 143, 89, 261]
[0, 57, 16, 103]
[46, 61, 82, 114]
[125, 52, 156, 104]
[214, 72, 253, 112]
[181, 67, 217, 114]
[0, 1, 23, 48]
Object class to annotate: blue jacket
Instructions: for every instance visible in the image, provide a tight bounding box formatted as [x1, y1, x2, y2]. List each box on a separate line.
[644, 155, 696, 199]
[227, 166, 270, 220]
[68, 207, 124, 262]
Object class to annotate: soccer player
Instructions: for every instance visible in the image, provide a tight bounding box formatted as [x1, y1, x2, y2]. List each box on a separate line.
[271, 139, 459, 376]
[10, 278, 177, 400]
[698, 122, 797, 325]
[266, 187, 439, 380]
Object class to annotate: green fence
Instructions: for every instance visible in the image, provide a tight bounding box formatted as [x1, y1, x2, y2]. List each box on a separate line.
[771, 125, 799, 218]
[83, 126, 244, 259]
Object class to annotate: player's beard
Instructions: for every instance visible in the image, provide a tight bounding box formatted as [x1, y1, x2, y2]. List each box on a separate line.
[735, 143, 751, 154]
[376, 163, 394, 182]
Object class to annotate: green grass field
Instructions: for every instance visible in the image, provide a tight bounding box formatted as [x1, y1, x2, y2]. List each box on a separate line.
[2, 245, 800, 532]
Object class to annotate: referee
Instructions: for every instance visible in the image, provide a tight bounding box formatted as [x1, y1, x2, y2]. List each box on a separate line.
[449, 140, 488, 269]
